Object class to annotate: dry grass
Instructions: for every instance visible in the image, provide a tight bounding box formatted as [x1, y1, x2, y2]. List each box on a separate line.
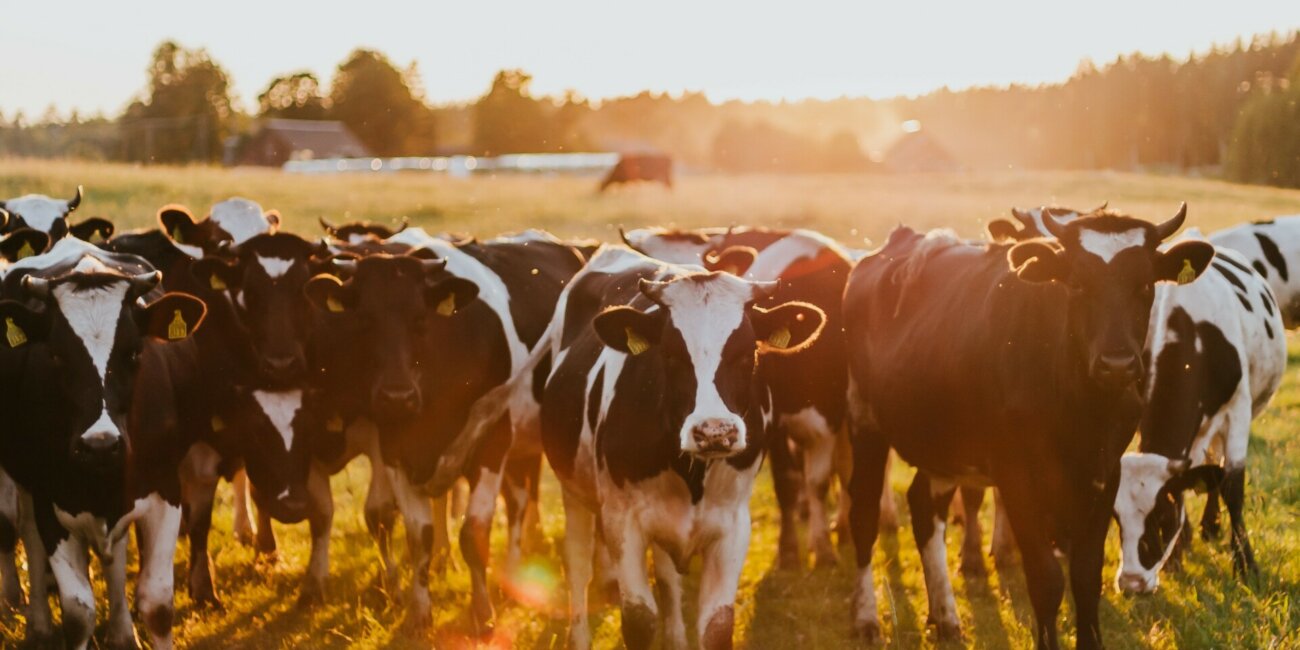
[0, 158, 1298, 648]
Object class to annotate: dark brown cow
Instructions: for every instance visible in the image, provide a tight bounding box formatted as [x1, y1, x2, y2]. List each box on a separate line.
[599, 154, 673, 192]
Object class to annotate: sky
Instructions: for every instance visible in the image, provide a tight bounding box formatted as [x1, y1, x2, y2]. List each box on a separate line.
[6, 1, 1300, 118]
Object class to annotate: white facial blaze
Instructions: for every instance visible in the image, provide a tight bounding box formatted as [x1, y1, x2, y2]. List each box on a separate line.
[1079, 227, 1147, 263]
[210, 197, 274, 245]
[1114, 452, 1181, 591]
[4, 195, 70, 232]
[256, 255, 295, 279]
[52, 276, 130, 442]
[660, 275, 754, 452]
[253, 389, 303, 453]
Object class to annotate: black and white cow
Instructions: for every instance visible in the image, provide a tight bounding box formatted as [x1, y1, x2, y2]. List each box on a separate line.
[989, 206, 1285, 592]
[1208, 215, 1300, 327]
[621, 226, 893, 568]
[304, 227, 587, 632]
[0, 187, 113, 245]
[318, 216, 408, 245]
[843, 207, 1213, 649]
[0, 236, 206, 649]
[529, 246, 824, 649]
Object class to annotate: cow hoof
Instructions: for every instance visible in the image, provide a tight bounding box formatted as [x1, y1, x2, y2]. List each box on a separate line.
[935, 621, 962, 641]
[471, 603, 496, 638]
[776, 539, 802, 571]
[960, 555, 988, 579]
[855, 621, 881, 645]
[1200, 522, 1221, 542]
[297, 583, 326, 610]
[234, 529, 255, 547]
[104, 635, 141, 650]
[190, 589, 224, 610]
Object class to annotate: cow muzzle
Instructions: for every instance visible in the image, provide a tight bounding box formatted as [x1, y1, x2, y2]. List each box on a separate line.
[686, 417, 744, 457]
[1091, 352, 1141, 389]
[260, 353, 306, 384]
[73, 430, 123, 463]
[373, 383, 422, 417]
[1116, 571, 1158, 595]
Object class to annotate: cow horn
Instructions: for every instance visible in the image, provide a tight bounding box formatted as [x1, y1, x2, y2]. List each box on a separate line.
[1166, 458, 1189, 475]
[1042, 208, 1068, 239]
[129, 271, 162, 296]
[318, 216, 338, 236]
[22, 275, 50, 299]
[420, 258, 448, 274]
[1154, 203, 1188, 241]
[1093, 201, 1109, 213]
[1010, 207, 1035, 226]
[618, 227, 634, 248]
[638, 278, 668, 303]
[67, 186, 83, 213]
[332, 258, 358, 273]
[0, 208, 9, 231]
[393, 216, 410, 235]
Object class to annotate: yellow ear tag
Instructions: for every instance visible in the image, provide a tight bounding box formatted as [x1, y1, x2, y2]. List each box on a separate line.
[90, 230, 105, 244]
[326, 295, 344, 313]
[171, 228, 184, 244]
[210, 415, 225, 432]
[1177, 259, 1196, 285]
[167, 310, 188, 340]
[625, 327, 650, 355]
[5, 318, 27, 348]
[16, 241, 34, 260]
[768, 326, 792, 350]
[436, 293, 456, 317]
[209, 274, 227, 291]
[326, 414, 345, 433]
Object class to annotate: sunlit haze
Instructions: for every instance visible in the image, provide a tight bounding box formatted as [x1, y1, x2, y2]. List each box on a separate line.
[6, 1, 1300, 117]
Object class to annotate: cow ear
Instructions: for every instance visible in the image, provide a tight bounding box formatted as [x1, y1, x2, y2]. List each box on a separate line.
[1166, 464, 1224, 495]
[986, 218, 1024, 243]
[593, 306, 664, 355]
[1009, 241, 1064, 283]
[703, 245, 757, 276]
[0, 300, 50, 349]
[427, 277, 479, 317]
[191, 257, 241, 293]
[751, 301, 826, 354]
[140, 292, 207, 341]
[0, 228, 51, 262]
[68, 217, 115, 245]
[1156, 241, 1214, 285]
[304, 274, 352, 314]
[158, 205, 200, 245]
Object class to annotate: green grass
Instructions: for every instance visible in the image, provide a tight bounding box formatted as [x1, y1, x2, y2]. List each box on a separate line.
[0, 159, 1298, 648]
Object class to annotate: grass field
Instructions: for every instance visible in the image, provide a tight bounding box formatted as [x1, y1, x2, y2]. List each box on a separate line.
[0, 158, 1298, 649]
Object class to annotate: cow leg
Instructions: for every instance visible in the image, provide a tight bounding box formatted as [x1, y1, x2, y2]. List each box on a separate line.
[359, 430, 399, 587]
[768, 427, 803, 569]
[803, 427, 839, 568]
[501, 454, 538, 575]
[605, 511, 656, 650]
[958, 487, 987, 577]
[254, 505, 277, 556]
[462, 465, 503, 635]
[135, 495, 181, 650]
[561, 489, 596, 650]
[429, 494, 451, 575]
[696, 511, 751, 650]
[832, 424, 856, 543]
[0, 470, 24, 609]
[878, 453, 899, 533]
[1199, 485, 1222, 542]
[908, 473, 961, 639]
[104, 533, 139, 649]
[389, 468, 434, 628]
[990, 488, 1019, 567]
[652, 545, 687, 650]
[49, 536, 94, 650]
[1068, 471, 1118, 650]
[179, 443, 222, 607]
[845, 421, 889, 641]
[999, 473, 1063, 650]
[17, 491, 54, 644]
[1222, 464, 1257, 577]
[230, 469, 255, 546]
[298, 464, 334, 608]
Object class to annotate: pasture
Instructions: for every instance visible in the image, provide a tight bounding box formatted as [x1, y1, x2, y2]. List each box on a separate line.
[1, 158, 1299, 649]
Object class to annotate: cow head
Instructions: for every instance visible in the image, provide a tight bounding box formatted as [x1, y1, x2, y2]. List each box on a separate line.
[304, 253, 479, 421]
[1113, 453, 1224, 594]
[319, 216, 407, 245]
[158, 198, 280, 258]
[1007, 205, 1214, 390]
[233, 389, 344, 516]
[0, 263, 205, 471]
[593, 272, 825, 458]
[222, 233, 327, 385]
[619, 227, 722, 265]
[0, 187, 82, 240]
[0, 228, 53, 264]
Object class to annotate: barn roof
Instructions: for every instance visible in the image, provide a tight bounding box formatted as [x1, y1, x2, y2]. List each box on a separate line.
[257, 119, 370, 160]
[881, 126, 960, 173]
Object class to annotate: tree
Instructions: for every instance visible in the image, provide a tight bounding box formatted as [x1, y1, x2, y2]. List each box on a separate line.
[473, 70, 550, 155]
[329, 49, 436, 156]
[1226, 62, 1300, 188]
[258, 72, 330, 120]
[120, 41, 233, 163]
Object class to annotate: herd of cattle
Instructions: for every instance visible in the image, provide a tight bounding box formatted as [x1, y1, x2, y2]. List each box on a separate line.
[0, 187, 1292, 649]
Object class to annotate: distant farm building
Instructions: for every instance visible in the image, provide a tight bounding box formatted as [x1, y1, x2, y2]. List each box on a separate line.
[880, 121, 961, 173]
[230, 119, 370, 167]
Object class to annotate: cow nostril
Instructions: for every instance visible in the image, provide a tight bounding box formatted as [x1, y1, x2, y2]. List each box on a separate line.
[691, 419, 740, 449]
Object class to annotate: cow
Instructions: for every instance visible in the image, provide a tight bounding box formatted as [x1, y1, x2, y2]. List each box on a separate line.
[318, 216, 408, 245]
[1207, 216, 1300, 327]
[599, 154, 673, 192]
[0, 236, 206, 649]
[521, 246, 824, 649]
[303, 227, 588, 632]
[988, 206, 1284, 592]
[620, 226, 894, 568]
[0, 187, 115, 253]
[842, 206, 1213, 649]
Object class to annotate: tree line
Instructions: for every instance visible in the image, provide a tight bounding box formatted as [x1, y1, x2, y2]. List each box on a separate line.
[2, 33, 1299, 186]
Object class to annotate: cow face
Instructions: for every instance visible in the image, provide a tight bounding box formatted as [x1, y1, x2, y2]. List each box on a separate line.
[594, 273, 825, 459]
[620, 227, 721, 265]
[229, 233, 325, 385]
[0, 187, 82, 240]
[158, 198, 280, 258]
[1114, 453, 1224, 594]
[987, 203, 1104, 242]
[304, 254, 479, 421]
[234, 389, 335, 515]
[1008, 205, 1214, 390]
[1, 265, 205, 471]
